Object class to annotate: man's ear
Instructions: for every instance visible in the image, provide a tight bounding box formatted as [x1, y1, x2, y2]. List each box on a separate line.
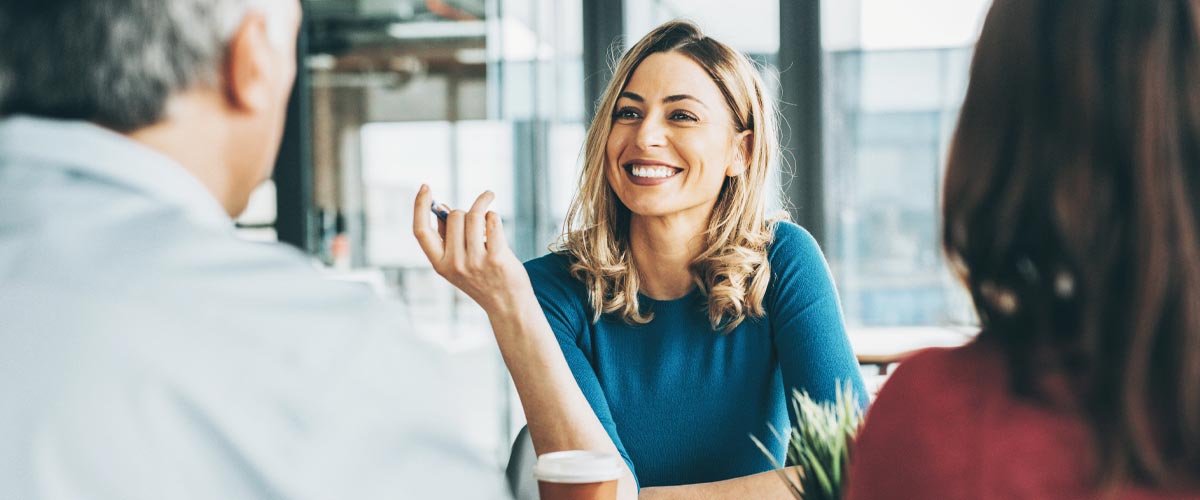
[223, 12, 274, 113]
[726, 130, 753, 176]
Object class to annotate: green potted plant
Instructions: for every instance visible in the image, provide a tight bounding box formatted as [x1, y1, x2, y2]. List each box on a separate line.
[753, 382, 865, 500]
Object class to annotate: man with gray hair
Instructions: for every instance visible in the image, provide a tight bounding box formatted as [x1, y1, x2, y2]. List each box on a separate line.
[0, 1, 510, 498]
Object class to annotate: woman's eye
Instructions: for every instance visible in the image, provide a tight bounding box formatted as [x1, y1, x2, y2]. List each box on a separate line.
[670, 111, 698, 122]
[613, 108, 641, 120]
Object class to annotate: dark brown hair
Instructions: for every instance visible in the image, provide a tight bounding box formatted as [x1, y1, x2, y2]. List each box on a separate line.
[943, 0, 1200, 491]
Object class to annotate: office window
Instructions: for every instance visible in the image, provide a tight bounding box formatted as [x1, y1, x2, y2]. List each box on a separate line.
[822, 0, 990, 327]
[296, 0, 586, 467]
[302, 0, 583, 264]
[624, 0, 779, 57]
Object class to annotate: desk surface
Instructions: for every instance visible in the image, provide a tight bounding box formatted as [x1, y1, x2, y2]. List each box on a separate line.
[848, 326, 976, 365]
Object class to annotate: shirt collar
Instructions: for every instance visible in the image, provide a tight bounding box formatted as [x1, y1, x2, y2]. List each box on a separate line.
[0, 115, 234, 230]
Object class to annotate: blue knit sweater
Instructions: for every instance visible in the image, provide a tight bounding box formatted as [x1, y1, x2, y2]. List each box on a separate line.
[524, 222, 868, 488]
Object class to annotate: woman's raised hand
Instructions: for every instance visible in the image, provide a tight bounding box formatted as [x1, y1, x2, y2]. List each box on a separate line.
[412, 185, 534, 316]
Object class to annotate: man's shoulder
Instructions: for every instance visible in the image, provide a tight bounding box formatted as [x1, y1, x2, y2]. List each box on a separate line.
[0, 174, 382, 318]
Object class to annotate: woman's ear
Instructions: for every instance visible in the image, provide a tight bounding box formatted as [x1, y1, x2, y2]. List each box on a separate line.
[726, 130, 753, 176]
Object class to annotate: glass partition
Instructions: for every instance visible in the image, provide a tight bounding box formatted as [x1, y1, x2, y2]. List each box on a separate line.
[821, 0, 991, 327]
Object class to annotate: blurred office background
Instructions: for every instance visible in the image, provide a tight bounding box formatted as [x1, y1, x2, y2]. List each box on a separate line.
[235, 0, 991, 471]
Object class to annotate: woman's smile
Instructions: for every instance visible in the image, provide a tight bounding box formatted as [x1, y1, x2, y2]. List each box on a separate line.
[605, 51, 747, 218]
[624, 159, 683, 186]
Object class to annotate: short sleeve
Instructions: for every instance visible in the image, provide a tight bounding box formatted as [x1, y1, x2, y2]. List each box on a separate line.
[524, 255, 638, 484]
[767, 222, 869, 419]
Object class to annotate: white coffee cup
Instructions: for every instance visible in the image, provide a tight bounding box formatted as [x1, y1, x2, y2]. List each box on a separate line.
[532, 450, 623, 500]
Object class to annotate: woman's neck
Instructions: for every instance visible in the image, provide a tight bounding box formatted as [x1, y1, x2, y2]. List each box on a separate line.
[629, 213, 708, 300]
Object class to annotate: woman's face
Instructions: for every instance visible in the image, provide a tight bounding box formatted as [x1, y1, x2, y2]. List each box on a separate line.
[605, 51, 750, 222]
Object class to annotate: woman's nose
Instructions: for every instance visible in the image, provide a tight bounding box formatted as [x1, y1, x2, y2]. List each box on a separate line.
[634, 117, 667, 149]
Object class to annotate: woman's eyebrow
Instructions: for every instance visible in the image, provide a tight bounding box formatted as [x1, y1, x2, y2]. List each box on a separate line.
[618, 91, 708, 109]
[663, 94, 708, 109]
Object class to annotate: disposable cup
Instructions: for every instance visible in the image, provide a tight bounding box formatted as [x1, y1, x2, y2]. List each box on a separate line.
[532, 450, 623, 500]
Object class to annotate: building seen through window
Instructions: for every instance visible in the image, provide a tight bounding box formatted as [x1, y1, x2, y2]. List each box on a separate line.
[822, 0, 989, 327]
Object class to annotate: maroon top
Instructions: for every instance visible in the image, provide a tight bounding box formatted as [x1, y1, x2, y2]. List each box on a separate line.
[845, 339, 1198, 500]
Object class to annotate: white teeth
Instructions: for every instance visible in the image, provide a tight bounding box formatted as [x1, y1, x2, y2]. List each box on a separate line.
[630, 165, 677, 178]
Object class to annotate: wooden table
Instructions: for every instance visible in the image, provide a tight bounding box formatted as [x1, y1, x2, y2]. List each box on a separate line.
[848, 326, 976, 374]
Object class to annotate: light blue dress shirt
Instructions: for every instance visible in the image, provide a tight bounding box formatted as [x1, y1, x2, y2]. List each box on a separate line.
[0, 116, 509, 500]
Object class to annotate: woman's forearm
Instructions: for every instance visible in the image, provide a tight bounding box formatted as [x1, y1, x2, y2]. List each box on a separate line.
[487, 294, 639, 499]
[488, 294, 611, 452]
[639, 467, 801, 500]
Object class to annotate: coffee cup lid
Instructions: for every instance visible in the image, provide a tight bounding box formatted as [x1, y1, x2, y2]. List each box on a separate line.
[532, 450, 623, 484]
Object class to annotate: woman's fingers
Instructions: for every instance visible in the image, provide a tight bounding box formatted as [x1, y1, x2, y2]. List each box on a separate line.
[413, 188, 509, 285]
[412, 184, 445, 264]
[485, 211, 510, 257]
[410, 188, 526, 314]
[443, 208, 467, 270]
[465, 191, 494, 261]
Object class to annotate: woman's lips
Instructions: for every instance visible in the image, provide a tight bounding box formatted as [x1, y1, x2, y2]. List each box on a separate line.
[623, 162, 682, 186]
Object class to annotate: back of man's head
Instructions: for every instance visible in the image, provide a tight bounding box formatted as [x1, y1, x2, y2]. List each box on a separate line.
[0, 0, 293, 133]
[0, 0, 301, 217]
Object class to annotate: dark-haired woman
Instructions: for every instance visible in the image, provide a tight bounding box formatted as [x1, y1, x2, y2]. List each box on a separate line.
[846, 0, 1200, 498]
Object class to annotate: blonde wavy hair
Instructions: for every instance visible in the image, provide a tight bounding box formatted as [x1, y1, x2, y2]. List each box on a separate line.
[555, 20, 783, 333]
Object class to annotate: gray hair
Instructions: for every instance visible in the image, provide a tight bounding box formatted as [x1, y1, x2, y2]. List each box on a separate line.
[0, 0, 292, 132]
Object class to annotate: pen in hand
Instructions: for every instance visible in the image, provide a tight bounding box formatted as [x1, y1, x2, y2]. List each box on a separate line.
[426, 195, 494, 244]
[430, 199, 451, 222]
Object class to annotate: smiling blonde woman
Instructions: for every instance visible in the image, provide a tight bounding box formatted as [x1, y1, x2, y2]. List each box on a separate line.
[560, 20, 779, 333]
[414, 20, 865, 498]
